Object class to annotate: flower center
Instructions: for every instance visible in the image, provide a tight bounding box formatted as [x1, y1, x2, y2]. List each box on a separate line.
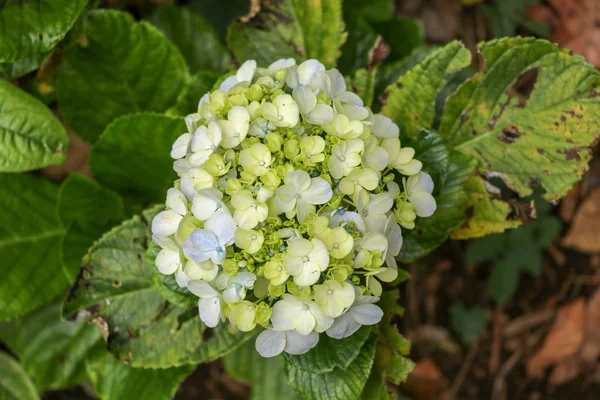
[327, 289, 334, 295]
[302, 255, 309, 262]
[333, 243, 340, 249]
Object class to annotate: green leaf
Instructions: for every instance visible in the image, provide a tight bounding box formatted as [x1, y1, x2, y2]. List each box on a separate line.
[57, 9, 189, 143]
[344, 0, 395, 23]
[346, 69, 377, 109]
[0, 351, 39, 400]
[337, 16, 378, 74]
[0, 302, 105, 391]
[227, 0, 346, 68]
[92, 357, 193, 400]
[449, 304, 487, 344]
[64, 208, 252, 368]
[381, 41, 472, 138]
[489, 259, 520, 305]
[0, 0, 88, 77]
[283, 326, 373, 373]
[372, 46, 438, 112]
[0, 51, 52, 79]
[90, 113, 184, 206]
[147, 6, 231, 74]
[225, 339, 300, 400]
[360, 363, 392, 400]
[450, 176, 521, 240]
[168, 71, 219, 117]
[483, 0, 549, 38]
[189, 0, 251, 40]
[371, 17, 424, 63]
[285, 329, 379, 400]
[0, 79, 69, 172]
[399, 133, 476, 262]
[376, 291, 414, 385]
[58, 174, 125, 280]
[441, 38, 600, 201]
[0, 174, 68, 322]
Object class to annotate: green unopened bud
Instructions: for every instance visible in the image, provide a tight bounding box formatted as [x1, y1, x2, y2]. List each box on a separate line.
[247, 101, 262, 120]
[260, 170, 281, 190]
[287, 282, 311, 298]
[317, 91, 331, 105]
[248, 84, 265, 102]
[257, 76, 275, 88]
[382, 173, 395, 184]
[270, 89, 286, 98]
[204, 153, 230, 176]
[329, 264, 353, 282]
[229, 94, 249, 107]
[268, 283, 286, 297]
[283, 139, 300, 160]
[230, 301, 257, 332]
[395, 201, 416, 229]
[222, 259, 239, 275]
[275, 68, 287, 82]
[225, 178, 243, 196]
[265, 132, 283, 152]
[255, 302, 272, 327]
[208, 90, 228, 114]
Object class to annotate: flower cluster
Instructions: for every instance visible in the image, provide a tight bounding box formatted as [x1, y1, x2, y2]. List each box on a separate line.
[152, 59, 436, 357]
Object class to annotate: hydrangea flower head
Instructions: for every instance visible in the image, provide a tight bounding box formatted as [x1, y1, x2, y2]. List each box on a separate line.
[152, 59, 437, 357]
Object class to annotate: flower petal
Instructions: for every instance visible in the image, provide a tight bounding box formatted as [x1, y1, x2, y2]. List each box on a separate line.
[155, 248, 180, 275]
[198, 297, 221, 327]
[351, 303, 383, 326]
[284, 331, 319, 355]
[187, 280, 218, 298]
[326, 313, 361, 339]
[409, 191, 437, 217]
[302, 177, 333, 205]
[255, 329, 287, 358]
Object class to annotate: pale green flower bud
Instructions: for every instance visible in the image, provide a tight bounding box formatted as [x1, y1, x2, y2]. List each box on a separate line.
[208, 90, 228, 114]
[268, 283, 286, 297]
[256, 76, 275, 88]
[395, 201, 416, 229]
[248, 84, 265, 102]
[176, 214, 202, 242]
[265, 132, 283, 152]
[204, 153, 230, 176]
[230, 301, 257, 332]
[222, 259, 239, 275]
[247, 101, 262, 120]
[263, 258, 289, 286]
[229, 94, 249, 107]
[284, 139, 300, 160]
[287, 282, 311, 298]
[255, 302, 272, 327]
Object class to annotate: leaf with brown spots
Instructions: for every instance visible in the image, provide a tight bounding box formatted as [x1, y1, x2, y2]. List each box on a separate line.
[441, 37, 600, 201]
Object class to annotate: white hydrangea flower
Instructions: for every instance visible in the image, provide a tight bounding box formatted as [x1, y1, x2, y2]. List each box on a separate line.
[271, 294, 334, 335]
[275, 170, 333, 223]
[406, 172, 437, 217]
[153, 58, 439, 357]
[329, 139, 364, 179]
[215, 271, 257, 304]
[326, 295, 383, 339]
[261, 94, 299, 128]
[187, 280, 222, 328]
[189, 121, 222, 166]
[219, 59, 257, 92]
[183, 212, 236, 264]
[283, 238, 329, 286]
[255, 329, 319, 357]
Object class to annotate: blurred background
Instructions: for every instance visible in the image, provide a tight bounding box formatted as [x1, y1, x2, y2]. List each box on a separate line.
[5, 0, 600, 399]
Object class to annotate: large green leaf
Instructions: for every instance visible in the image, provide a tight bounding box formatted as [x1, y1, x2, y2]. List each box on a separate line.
[0, 0, 88, 77]
[227, 0, 346, 68]
[58, 174, 125, 279]
[225, 339, 300, 400]
[375, 290, 414, 385]
[381, 41, 471, 138]
[64, 208, 252, 368]
[283, 326, 372, 373]
[57, 10, 189, 143]
[0, 303, 105, 391]
[189, 0, 251, 40]
[441, 37, 600, 201]
[0, 351, 39, 400]
[0, 174, 68, 322]
[450, 176, 521, 239]
[89, 113, 184, 206]
[285, 330, 379, 400]
[147, 6, 231, 74]
[0, 79, 69, 172]
[398, 131, 476, 262]
[337, 16, 378, 74]
[92, 358, 193, 400]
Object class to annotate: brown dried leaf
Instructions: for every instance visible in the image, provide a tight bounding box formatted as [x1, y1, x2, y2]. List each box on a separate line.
[527, 299, 586, 378]
[562, 189, 600, 253]
[402, 358, 445, 400]
[528, 0, 600, 68]
[43, 131, 91, 181]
